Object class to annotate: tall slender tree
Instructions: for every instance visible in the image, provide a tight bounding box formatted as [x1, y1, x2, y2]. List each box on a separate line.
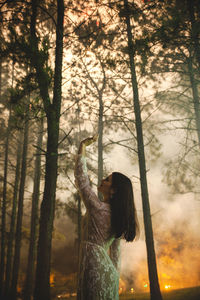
[28, 1, 64, 299]
[122, 1, 163, 299]
[0, 87, 11, 298]
[23, 117, 44, 300]
[188, 55, 200, 145]
[187, 0, 200, 75]
[4, 131, 23, 299]
[0, 56, 15, 297]
[10, 97, 30, 300]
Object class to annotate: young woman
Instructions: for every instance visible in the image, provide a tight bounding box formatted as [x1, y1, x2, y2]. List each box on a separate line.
[74, 136, 139, 300]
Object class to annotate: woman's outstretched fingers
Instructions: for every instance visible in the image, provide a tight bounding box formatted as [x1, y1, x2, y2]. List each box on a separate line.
[81, 135, 98, 147]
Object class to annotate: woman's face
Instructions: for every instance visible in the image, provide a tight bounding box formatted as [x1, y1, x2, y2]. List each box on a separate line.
[98, 174, 113, 201]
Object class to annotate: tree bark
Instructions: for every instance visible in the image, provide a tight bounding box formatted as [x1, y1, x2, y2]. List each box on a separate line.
[98, 92, 104, 198]
[23, 118, 44, 300]
[0, 56, 15, 296]
[31, 0, 64, 299]
[123, 1, 163, 299]
[0, 58, 2, 100]
[10, 99, 30, 300]
[77, 105, 82, 263]
[77, 193, 82, 263]
[187, 0, 200, 76]
[0, 97, 11, 298]
[188, 57, 200, 145]
[97, 58, 106, 198]
[4, 132, 23, 299]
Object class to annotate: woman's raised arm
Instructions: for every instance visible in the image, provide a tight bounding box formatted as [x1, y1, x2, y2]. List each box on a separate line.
[74, 135, 100, 210]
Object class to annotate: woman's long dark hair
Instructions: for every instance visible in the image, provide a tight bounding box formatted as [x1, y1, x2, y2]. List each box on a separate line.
[110, 172, 139, 242]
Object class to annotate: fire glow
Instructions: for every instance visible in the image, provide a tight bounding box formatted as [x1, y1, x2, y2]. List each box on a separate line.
[121, 219, 200, 293]
[164, 285, 171, 290]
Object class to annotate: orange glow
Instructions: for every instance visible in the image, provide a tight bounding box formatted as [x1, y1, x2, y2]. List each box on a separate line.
[50, 273, 55, 287]
[119, 278, 126, 294]
[164, 285, 171, 290]
[17, 286, 22, 293]
[135, 226, 200, 291]
[119, 287, 123, 295]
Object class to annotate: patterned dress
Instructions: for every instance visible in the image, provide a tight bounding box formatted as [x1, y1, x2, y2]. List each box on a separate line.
[74, 154, 120, 300]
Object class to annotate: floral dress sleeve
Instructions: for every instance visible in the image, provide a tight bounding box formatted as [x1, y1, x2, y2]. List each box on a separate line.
[74, 154, 100, 211]
[110, 238, 121, 272]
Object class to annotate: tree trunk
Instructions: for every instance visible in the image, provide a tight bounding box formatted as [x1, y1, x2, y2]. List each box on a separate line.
[23, 118, 44, 300]
[0, 94, 11, 298]
[188, 57, 200, 145]
[0, 58, 2, 100]
[77, 105, 82, 263]
[4, 131, 23, 299]
[77, 193, 82, 265]
[32, 0, 64, 299]
[123, 1, 163, 299]
[10, 99, 30, 300]
[34, 118, 58, 300]
[98, 92, 104, 199]
[97, 57, 106, 199]
[0, 55, 15, 296]
[187, 0, 200, 75]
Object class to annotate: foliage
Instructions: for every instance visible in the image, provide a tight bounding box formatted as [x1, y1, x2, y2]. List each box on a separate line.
[147, 0, 200, 194]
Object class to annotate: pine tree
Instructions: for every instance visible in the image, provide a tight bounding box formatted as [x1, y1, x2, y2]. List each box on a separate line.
[10, 97, 30, 300]
[4, 131, 23, 299]
[122, 1, 163, 299]
[23, 117, 44, 300]
[149, 0, 200, 194]
[28, 1, 64, 299]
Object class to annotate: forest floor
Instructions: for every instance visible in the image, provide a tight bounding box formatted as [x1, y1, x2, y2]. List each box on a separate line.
[54, 286, 200, 300]
[119, 286, 200, 300]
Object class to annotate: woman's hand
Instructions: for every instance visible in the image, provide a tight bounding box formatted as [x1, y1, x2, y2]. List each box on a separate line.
[78, 134, 98, 155]
[81, 134, 98, 147]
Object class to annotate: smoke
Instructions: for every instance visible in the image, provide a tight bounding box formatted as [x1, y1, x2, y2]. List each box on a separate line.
[120, 198, 200, 291]
[52, 215, 78, 276]
[118, 145, 200, 292]
[49, 131, 200, 293]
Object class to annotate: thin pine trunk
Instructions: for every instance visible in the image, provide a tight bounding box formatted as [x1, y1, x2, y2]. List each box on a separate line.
[83, 55, 106, 196]
[3, 59, 19, 294]
[188, 57, 200, 145]
[0, 58, 2, 99]
[77, 193, 82, 264]
[4, 132, 23, 298]
[77, 106, 82, 262]
[98, 93, 104, 198]
[10, 99, 30, 300]
[0, 105, 11, 296]
[23, 118, 43, 300]
[187, 0, 200, 75]
[31, 0, 64, 299]
[97, 58, 106, 198]
[123, 1, 163, 299]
